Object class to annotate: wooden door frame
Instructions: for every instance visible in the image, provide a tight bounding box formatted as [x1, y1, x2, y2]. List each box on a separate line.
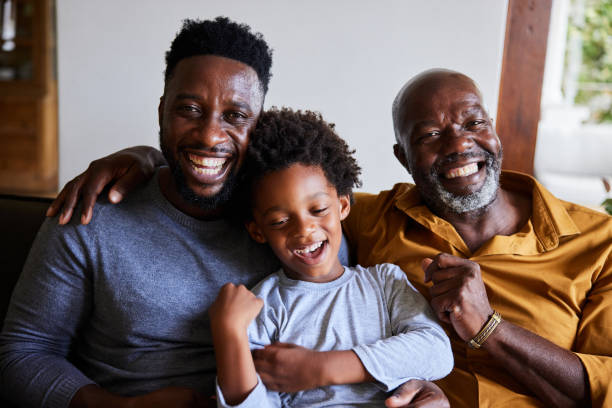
[496, 0, 553, 175]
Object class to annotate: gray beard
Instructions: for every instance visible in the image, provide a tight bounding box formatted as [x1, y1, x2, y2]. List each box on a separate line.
[415, 151, 501, 215]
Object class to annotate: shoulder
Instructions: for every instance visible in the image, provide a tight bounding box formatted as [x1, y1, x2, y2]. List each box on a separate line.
[250, 271, 282, 299]
[352, 263, 414, 289]
[563, 200, 612, 232]
[347, 184, 416, 231]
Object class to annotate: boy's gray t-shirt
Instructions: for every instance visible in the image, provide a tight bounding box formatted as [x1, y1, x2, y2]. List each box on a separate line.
[0, 172, 280, 408]
[216, 264, 453, 408]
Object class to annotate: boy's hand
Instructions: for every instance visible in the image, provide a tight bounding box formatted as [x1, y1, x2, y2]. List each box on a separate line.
[252, 343, 323, 392]
[209, 283, 263, 334]
[385, 380, 449, 408]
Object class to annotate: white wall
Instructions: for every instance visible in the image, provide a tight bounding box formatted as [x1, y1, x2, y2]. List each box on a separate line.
[57, 0, 508, 193]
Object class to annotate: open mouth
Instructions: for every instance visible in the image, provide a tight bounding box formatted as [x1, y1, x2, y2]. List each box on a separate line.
[187, 153, 228, 176]
[292, 240, 327, 264]
[442, 161, 485, 180]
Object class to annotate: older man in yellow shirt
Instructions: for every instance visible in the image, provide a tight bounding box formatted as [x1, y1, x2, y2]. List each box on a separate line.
[343, 69, 611, 407]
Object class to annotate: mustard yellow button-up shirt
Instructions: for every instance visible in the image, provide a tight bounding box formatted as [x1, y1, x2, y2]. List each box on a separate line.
[343, 171, 612, 407]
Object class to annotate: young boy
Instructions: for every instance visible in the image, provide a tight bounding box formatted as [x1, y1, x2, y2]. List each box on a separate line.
[209, 108, 453, 407]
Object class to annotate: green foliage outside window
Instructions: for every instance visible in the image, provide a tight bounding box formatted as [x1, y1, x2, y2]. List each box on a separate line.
[567, 0, 612, 123]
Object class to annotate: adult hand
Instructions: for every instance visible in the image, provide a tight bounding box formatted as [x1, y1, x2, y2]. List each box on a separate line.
[385, 380, 449, 408]
[423, 253, 494, 341]
[253, 342, 322, 392]
[46, 146, 165, 225]
[209, 283, 263, 334]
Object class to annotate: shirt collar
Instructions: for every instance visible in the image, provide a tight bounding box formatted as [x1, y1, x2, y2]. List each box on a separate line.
[393, 171, 580, 256]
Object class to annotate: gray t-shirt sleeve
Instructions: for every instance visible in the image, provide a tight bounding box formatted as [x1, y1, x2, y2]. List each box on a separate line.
[352, 263, 453, 391]
[215, 375, 281, 408]
[0, 218, 96, 408]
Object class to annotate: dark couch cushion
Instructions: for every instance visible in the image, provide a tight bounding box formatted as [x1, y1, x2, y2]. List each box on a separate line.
[0, 194, 53, 324]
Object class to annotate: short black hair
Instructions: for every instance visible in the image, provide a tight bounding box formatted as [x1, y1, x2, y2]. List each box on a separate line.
[164, 17, 273, 93]
[241, 108, 362, 216]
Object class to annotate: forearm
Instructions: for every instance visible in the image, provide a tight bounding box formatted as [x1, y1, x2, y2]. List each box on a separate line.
[318, 350, 374, 386]
[484, 320, 589, 407]
[213, 328, 259, 405]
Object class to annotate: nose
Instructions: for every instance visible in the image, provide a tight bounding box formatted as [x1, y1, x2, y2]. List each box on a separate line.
[292, 214, 317, 239]
[440, 125, 473, 156]
[194, 113, 227, 148]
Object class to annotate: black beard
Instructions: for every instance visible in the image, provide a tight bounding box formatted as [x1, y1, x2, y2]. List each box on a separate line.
[159, 131, 241, 212]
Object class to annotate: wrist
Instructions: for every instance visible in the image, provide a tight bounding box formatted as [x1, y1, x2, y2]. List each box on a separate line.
[468, 310, 502, 349]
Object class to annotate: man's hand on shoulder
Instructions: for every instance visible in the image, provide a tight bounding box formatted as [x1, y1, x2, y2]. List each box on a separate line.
[47, 146, 165, 225]
[385, 380, 450, 408]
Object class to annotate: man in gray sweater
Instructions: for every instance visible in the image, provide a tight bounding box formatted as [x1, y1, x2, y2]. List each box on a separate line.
[0, 17, 448, 408]
[0, 17, 276, 408]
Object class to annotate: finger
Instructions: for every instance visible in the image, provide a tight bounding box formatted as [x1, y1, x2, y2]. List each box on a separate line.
[427, 268, 467, 293]
[429, 296, 459, 323]
[268, 342, 295, 348]
[80, 173, 115, 224]
[58, 177, 86, 225]
[46, 186, 68, 217]
[422, 258, 434, 282]
[434, 252, 472, 269]
[385, 381, 419, 407]
[108, 164, 144, 204]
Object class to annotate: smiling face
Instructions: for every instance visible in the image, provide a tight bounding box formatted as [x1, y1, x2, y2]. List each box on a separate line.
[246, 164, 350, 283]
[158, 55, 263, 215]
[394, 72, 502, 215]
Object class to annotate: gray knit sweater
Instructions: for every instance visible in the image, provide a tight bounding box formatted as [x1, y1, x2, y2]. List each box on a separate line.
[0, 173, 280, 408]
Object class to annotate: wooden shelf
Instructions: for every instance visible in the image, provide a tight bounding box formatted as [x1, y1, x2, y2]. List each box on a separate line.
[0, 0, 57, 195]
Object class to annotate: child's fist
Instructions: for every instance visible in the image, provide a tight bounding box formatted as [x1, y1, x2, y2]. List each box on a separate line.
[209, 283, 264, 334]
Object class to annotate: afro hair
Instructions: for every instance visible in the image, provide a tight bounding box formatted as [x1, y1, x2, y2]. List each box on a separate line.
[241, 107, 362, 217]
[165, 17, 273, 93]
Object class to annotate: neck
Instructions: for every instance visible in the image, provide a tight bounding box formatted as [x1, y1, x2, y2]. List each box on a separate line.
[437, 187, 531, 253]
[158, 167, 225, 220]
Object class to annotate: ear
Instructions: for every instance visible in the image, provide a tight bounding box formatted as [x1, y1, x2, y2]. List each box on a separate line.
[158, 96, 165, 129]
[246, 220, 267, 244]
[338, 195, 351, 221]
[393, 143, 412, 174]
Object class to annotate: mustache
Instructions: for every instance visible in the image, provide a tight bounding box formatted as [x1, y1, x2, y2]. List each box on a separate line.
[179, 145, 234, 155]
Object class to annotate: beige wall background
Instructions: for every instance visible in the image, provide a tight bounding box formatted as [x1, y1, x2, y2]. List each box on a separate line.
[56, 0, 508, 193]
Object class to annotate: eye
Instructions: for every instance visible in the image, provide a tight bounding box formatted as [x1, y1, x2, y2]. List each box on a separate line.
[465, 119, 487, 131]
[415, 130, 440, 144]
[224, 111, 248, 123]
[312, 207, 329, 215]
[178, 105, 201, 116]
[269, 217, 288, 227]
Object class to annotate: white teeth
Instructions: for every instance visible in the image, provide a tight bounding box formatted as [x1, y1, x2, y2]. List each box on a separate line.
[445, 163, 479, 179]
[187, 154, 227, 176]
[187, 153, 227, 168]
[294, 241, 323, 255]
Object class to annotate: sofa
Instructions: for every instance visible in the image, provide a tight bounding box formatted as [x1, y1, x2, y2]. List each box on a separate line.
[0, 194, 53, 329]
[0, 194, 52, 407]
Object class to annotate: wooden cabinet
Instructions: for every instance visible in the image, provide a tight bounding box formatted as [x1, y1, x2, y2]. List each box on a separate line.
[0, 0, 57, 195]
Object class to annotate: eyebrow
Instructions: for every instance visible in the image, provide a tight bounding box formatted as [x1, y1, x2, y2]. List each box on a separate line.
[175, 93, 254, 114]
[260, 192, 331, 217]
